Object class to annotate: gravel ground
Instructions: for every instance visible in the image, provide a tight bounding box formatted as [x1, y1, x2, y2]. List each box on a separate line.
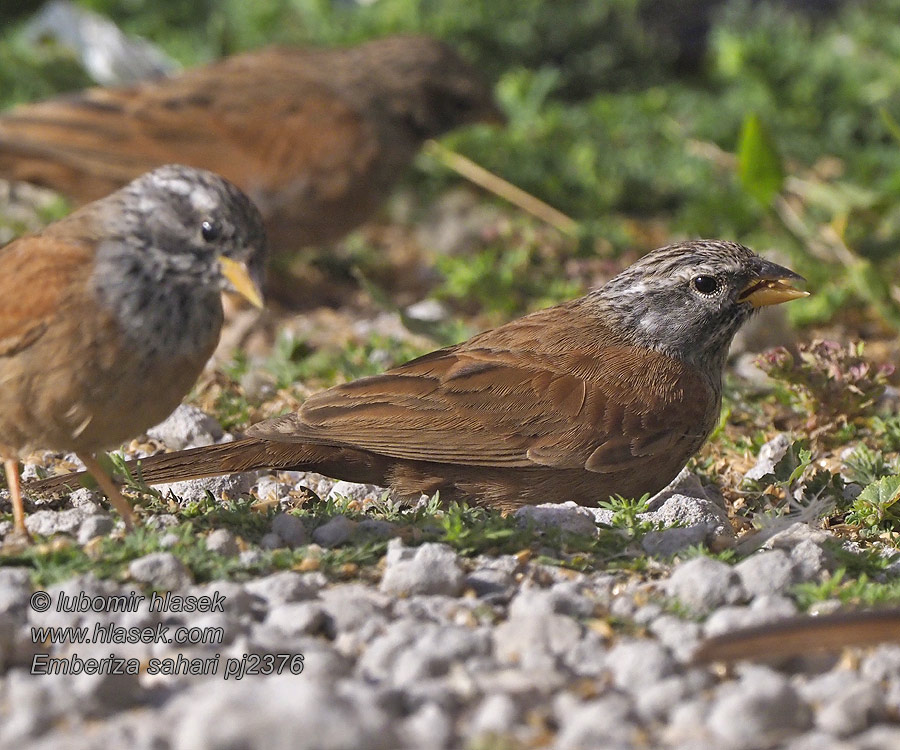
[1, 408, 899, 750]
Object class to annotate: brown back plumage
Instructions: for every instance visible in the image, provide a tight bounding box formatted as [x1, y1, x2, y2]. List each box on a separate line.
[0, 36, 502, 254]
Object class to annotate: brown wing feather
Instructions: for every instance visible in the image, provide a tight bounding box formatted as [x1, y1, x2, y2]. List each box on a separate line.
[247, 300, 717, 471]
[0, 231, 93, 356]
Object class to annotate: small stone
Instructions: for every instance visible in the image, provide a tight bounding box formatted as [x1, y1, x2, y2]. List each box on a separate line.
[205, 529, 239, 556]
[762, 521, 831, 551]
[159, 532, 180, 548]
[169, 677, 395, 750]
[663, 698, 713, 746]
[128, 552, 192, 589]
[25, 508, 85, 537]
[69, 648, 145, 716]
[0, 672, 65, 742]
[271, 513, 307, 547]
[734, 549, 797, 597]
[606, 640, 676, 692]
[0, 570, 33, 617]
[239, 548, 265, 567]
[493, 606, 582, 669]
[703, 597, 798, 638]
[807, 599, 843, 617]
[380, 541, 464, 596]
[860, 645, 900, 685]
[750, 594, 798, 618]
[546, 581, 598, 618]
[641, 494, 733, 548]
[855, 726, 900, 749]
[193, 580, 255, 616]
[641, 525, 709, 557]
[265, 602, 328, 637]
[407, 625, 490, 683]
[401, 702, 453, 749]
[77, 514, 114, 544]
[586, 507, 615, 524]
[470, 693, 519, 735]
[254, 476, 290, 504]
[146, 404, 224, 449]
[68, 488, 104, 511]
[244, 571, 320, 604]
[514, 501, 597, 536]
[145, 513, 179, 530]
[800, 672, 884, 736]
[312, 515, 358, 547]
[635, 675, 700, 720]
[790, 539, 832, 580]
[156, 473, 254, 505]
[707, 666, 811, 748]
[405, 298, 450, 323]
[326, 480, 387, 504]
[464, 566, 515, 598]
[666, 556, 745, 613]
[783, 731, 858, 750]
[555, 693, 637, 749]
[319, 584, 392, 635]
[359, 619, 424, 680]
[649, 615, 703, 662]
[259, 532, 283, 550]
[563, 630, 608, 677]
[647, 467, 707, 503]
[745, 433, 791, 481]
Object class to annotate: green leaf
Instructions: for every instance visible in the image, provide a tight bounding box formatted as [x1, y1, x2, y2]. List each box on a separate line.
[770, 439, 812, 484]
[856, 475, 900, 513]
[737, 112, 784, 205]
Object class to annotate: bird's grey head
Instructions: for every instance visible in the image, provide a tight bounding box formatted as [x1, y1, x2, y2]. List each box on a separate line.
[595, 240, 807, 372]
[109, 164, 267, 302]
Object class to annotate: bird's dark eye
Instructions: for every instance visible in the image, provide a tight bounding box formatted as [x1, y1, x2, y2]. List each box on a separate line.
[201, 220, 221, 242]
[691, 275, 720, 295]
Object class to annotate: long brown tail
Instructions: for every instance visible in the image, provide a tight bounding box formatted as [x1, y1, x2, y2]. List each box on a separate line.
[26, 438, 285, 497]
[692, 608, 900, 664]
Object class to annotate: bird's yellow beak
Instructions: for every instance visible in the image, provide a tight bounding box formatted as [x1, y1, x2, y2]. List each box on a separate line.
[219, 256, 264, 309]
[738, 277, 809, 308]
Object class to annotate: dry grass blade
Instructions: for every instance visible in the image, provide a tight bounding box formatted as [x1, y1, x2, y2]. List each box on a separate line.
[424, 140, 580, 237]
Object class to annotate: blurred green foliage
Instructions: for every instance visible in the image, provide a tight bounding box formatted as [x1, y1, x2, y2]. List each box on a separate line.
[6, 0, 900, 326]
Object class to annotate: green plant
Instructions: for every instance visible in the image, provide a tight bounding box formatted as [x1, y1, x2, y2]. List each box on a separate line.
[756, 341, 894, 442]
[597, 493, 656, 539]
[843, 444, 898, 487]
[845, 474, 900, 540]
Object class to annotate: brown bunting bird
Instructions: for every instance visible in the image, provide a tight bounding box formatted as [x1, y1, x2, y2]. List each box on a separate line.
[0, 35, 503, 258]
[1, 164, 267, 538]
[28, 240, 807, 511]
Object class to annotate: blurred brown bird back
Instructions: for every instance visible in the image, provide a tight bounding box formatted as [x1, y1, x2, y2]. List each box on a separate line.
[0, 35, 502, 253]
